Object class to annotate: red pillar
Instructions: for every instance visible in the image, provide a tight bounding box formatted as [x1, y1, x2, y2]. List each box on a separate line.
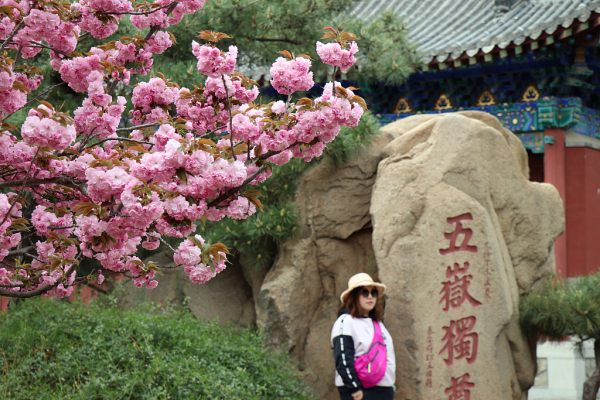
[544, 128, 567, 278]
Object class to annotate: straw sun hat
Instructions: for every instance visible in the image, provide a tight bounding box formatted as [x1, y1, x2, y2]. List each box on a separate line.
[340, 273, 386, 303]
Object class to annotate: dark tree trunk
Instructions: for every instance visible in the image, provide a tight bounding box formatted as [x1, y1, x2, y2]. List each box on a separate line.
[7, 297, 20, 310]
[582, 338, 600, 400]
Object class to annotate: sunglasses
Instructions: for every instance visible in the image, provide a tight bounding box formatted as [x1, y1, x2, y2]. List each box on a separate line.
[360, 288, 379, 299]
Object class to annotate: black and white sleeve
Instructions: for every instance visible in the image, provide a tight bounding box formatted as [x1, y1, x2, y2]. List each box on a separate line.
[332, 333, 361, 392]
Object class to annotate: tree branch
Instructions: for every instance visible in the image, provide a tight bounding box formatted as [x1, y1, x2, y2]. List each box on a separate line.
[79, 280, 108, 295]
[116, 122, 164, 132]
[0, 283, 22, 288]
[87, 137, 153, 149]
[222, 75, 237, 161]
[249, 37, 301, 45]
[158, 236, 176, 253]
[13, 44, 23, 66]
[106, 2, 179, 96]
[0, 147, 39, 227]
[102, 3, 173, 15]
[48, 225, 77, 230]
[239, 0, 262, 9]
[206, 164, 267, 208]
[257, 137, 319, 161]
[155, 264, 180, 269]
[0, 176, 87, 195]
[18, 41, 73, 58]
[0, 20, 24, 54]
[0, 263, 76, 298]
[7, 246, 35, 257]
[3, 82, 66, 121]
[202, 138, 318, 208]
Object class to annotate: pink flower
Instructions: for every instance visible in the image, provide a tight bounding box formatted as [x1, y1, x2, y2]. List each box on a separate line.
[145, 31, 173, 54]
[271, 100, 286, 115]
[316, 41, 358, 71]
[231, 113, 260, 142]
[268, 149, 293, 166]
[185, 150, 212, 175]
[192, 42, 237, 78]
[97, 270, 105, 284]
[132, 78, 178, 113]
[270, 57, 314, 95]
[165, 195, 190, 220]
[31, 206, 58, 236]
[232, 79, 258, 103]
[226, 196, 256, 220]
[0, 68, 16, 92]
[36, 240, 55, 260]
[174, 236, 203, 267]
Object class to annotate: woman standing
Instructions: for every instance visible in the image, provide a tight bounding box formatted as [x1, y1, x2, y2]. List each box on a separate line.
[331, 273, 396, 400]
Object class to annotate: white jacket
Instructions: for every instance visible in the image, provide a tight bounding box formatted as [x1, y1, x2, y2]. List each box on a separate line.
[331, 314, 396, 389]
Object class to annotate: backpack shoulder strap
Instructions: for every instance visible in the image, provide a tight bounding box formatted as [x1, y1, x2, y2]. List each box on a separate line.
[372, 320, 383, 341]
[339, 314, 348, 336]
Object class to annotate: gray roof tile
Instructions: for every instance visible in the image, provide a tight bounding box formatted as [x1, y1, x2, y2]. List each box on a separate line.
[352, 0, 600, 62]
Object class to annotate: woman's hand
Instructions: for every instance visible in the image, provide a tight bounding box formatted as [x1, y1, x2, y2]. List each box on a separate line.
[351, 390, 363, 400]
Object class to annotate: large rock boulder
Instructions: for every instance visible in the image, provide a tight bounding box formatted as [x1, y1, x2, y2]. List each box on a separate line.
[370, 112, 564, 400]
[255, 133, 397, 400]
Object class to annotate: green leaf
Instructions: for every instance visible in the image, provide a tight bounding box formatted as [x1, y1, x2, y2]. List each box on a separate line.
[175, 168, 188, 184]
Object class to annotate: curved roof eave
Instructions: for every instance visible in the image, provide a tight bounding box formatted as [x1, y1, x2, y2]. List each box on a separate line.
[352, 0, 600, 64]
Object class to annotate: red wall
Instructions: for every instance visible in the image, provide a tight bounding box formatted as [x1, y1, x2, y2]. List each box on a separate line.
[0, 296, 9, 312]
[565, 147, 600, 277]
[545, 129, 568, 278]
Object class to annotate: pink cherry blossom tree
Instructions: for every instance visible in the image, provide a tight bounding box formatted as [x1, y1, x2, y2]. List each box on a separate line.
[0, 2, 366, 298]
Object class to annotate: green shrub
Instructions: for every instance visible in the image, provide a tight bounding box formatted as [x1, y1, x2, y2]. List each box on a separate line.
[0, 299, 312, 400]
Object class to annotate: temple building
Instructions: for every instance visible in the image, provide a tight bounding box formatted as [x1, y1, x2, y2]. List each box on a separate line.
[356, 0, 600, 279]
[353, 0, 600, 399]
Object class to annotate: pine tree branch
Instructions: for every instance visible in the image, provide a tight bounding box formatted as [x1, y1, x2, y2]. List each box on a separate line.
[249, 37, 302, 45]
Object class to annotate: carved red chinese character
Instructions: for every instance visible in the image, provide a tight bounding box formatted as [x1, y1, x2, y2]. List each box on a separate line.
[439, 262, 482, 311]
[444, 373, 475, 400]
[439, 316, 478, 366]
[439, 213, 478, 255]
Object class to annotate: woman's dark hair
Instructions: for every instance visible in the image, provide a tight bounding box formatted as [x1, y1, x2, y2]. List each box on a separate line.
[338, 286, 385, 321]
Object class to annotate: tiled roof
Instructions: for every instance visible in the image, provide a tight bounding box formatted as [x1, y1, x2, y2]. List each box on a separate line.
[352, 0, 600, 64]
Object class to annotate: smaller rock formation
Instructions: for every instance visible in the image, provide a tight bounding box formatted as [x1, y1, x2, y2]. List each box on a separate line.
[370, 112, 564, 400]
[119, 252, 255, 326]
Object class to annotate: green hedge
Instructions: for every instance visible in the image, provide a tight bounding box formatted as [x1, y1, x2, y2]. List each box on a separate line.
[0, 299, 312, 400]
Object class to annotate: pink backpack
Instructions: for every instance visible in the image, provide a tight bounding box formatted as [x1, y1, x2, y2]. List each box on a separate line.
[354, 320, 387, 388]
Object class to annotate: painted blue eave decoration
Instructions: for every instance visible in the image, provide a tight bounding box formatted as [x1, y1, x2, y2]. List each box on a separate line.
[375, 96, 600, 154]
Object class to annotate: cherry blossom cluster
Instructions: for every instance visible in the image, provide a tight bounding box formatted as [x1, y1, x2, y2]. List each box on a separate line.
[316, 41, 359, 72]
[269, 56, 314, 95]
[13, 8, 80, 59]
[0, 2, 367, 299]
[192, 42, 238, 78]
[0, 64, 43, 115]
[77, 0, 133, 39]
[130, 0, 207, 30]
[316, 27, 360, 72]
